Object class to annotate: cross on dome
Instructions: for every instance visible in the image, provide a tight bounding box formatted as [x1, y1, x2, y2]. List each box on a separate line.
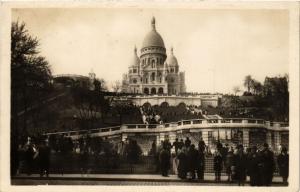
[134, 45, 137, 53]
[151, 16, 156, 31]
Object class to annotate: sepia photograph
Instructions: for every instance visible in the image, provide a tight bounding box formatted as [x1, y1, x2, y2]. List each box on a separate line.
[0, 2, 299, 191]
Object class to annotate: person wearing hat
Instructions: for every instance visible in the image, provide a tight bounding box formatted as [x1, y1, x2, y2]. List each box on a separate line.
[232, 144, 247, 186]
[159, 143, 171, 177]
[213, 149, 223, 181]
[261, 143, 275, 186]
[38, 140, 51, 177]
[247, 146, 261, 186]
[277, 146, 289, 185]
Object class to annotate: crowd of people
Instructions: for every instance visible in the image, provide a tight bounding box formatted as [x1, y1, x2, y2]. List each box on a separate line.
[140, 105, 163, 124]
[154, 137, 289, 186]
[11, 134, 145, 177]
[11, 134, 289, 186]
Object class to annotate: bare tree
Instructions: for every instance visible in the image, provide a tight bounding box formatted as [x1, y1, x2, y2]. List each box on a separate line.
[233, 86, 241, 96]
[112, 80, 122, 93]
[243, 75, 253, 93]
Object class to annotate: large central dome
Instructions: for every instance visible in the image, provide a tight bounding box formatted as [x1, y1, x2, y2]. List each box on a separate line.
[142, 17, 165, 49]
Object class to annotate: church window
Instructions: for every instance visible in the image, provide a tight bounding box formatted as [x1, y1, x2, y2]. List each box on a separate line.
[151, 72, 155, 81]
[171, 68, 174, 73]
[133, 69, 137, 73]
[133, 79, 137, 84]
[158, 87, 164, 94]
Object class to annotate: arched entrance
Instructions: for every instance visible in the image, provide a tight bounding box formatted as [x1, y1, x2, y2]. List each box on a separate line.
[160, 102, 169, 107]
[158, 87, 164, 94]
[178, 102, 186, 108]
[151, 87, 156, 94]
[143, 102, 151, 108]
[144, 88, 149, 95]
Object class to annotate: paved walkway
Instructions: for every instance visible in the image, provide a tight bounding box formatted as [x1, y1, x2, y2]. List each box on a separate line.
[13, 173, 284, 184]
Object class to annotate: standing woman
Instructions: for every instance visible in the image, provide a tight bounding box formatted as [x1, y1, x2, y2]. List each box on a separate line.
[225, 147, 234, 182]
[277, 146, 289, 185]
[177, 146, 187, 179]
[213, 149, 223, 181]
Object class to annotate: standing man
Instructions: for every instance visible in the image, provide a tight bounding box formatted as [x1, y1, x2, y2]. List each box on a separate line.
[187, 144, 198, 180]
[198, 137, 206, 153]
[38, 140, 51, 177]
[247, 146, 261, 186]
[24, 142, 35, 175]
[213, 149, 223, 181]
[261, 143, 275, 186]
[225, 147, 234, 182]
[197, 145, 205, 181]
[277, 146, 289, 185]
[159, 144, 171, 177]
[173, 138, 180, 155]
[185, 137, 191, 148]
[232, 145, 247, 186]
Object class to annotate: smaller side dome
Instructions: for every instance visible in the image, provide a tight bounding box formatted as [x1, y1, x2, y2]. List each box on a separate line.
[167, 47, 178, 66]
[131, 46, 140, 67]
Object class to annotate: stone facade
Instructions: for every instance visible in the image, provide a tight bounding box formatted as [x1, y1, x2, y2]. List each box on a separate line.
[122, 17, 186, 95]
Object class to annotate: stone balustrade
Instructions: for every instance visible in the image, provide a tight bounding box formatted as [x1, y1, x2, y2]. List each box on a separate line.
[44, 118, 289, 139]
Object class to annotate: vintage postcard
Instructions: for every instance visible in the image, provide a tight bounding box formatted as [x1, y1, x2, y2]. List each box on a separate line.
[0, 1, 299, 192]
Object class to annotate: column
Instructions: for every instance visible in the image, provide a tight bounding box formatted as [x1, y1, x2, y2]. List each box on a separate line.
[202, 130, 209, 147]
[157, 133, 165, 144]
[242, 129, 249, 148]
[266, 131, 272, 148]
[168, 132, 177, 144]
[121, 133, 128, 141]
[274, 131, 281, 153]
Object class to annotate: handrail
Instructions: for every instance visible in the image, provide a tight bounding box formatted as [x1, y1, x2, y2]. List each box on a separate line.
[44, 118, 289, 137]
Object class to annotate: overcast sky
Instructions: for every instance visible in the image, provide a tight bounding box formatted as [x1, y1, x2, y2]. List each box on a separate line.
[12, 8, 289, 94]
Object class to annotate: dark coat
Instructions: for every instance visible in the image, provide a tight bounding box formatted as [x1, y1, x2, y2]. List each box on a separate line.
[185, 139, 191, 147]
[233, 153, 247, 181]
[177, 150, 188, 174]
[247, 152, 261, 186]
[258, 149, 275, 185]
[38, 145, 51, 167]
[198, 140, 206, 152]
[187, 148, 199, 171]
[198, 150, 205, 170]
[159, 149, 171, 169]
[25, 145, 35, 162]
[261, 149, 275, 176]
[225, 151, 234, 173]
[214, 153, 223, 171]
[277, 153, 289, 178]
